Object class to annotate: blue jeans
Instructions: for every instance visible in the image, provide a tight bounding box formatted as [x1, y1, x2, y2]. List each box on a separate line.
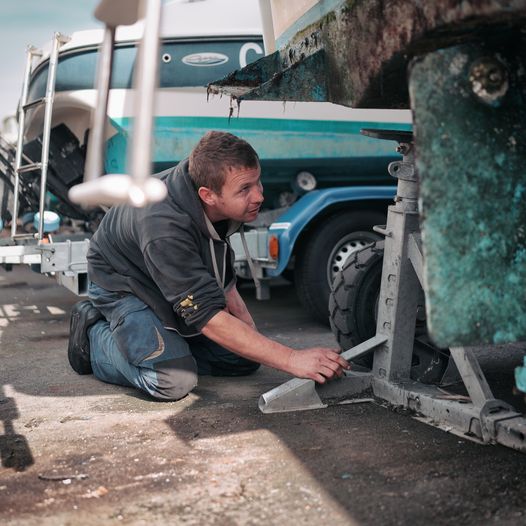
[87, 282, 259, 400]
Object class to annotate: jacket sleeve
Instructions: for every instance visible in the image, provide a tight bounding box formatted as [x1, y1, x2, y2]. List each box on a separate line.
[142, 231, 226, 331]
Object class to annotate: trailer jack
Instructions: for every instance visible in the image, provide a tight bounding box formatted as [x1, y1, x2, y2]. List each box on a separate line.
[259, 112, 526, 452]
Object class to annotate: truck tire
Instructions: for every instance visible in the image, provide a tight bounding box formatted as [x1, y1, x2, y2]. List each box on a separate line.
[329, 241, 452, 383]
[295, 211, 385, 324]
[329, 241, 384, 352]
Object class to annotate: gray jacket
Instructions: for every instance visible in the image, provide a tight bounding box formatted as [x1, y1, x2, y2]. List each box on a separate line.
[87, 159, 240, 337]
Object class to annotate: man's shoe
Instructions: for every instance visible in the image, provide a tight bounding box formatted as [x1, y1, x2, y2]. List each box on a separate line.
[68, 300, 104, 375]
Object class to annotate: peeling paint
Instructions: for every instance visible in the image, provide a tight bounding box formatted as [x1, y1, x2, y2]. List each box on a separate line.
[211, 0, 526, 109]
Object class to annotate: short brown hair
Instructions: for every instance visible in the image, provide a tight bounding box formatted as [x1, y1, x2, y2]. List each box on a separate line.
[189, 131, 259, 193]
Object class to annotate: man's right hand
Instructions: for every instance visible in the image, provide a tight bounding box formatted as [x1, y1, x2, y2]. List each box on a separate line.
[286, 348, 350, 383]
[203, 311, 350, 383]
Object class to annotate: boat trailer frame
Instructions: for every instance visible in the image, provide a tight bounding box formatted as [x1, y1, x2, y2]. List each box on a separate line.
[259, 130, 526, 452]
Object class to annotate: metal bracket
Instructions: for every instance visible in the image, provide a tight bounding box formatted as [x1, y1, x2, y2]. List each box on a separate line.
[388, 160, 416, 181]
[38, 239, 89, 273]
[479, 400, 520, 443]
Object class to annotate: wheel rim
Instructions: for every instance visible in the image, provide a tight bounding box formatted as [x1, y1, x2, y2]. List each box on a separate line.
[327, 234, 377, 284]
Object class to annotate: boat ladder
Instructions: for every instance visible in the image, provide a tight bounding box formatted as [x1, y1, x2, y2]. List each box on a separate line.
[11, 32, 70, 241]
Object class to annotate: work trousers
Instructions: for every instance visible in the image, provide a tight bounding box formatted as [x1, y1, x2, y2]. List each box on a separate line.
[87, 282, 259, 400]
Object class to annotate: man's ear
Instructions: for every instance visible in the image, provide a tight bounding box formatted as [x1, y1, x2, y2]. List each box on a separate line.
[197, 186, 217, 206]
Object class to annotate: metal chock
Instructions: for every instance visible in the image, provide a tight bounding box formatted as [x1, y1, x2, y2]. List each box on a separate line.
[259, 335, 387, 413]
[259, 378, 327, 414]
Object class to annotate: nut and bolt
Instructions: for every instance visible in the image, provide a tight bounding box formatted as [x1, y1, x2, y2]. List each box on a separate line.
[469, 55, 509, 105]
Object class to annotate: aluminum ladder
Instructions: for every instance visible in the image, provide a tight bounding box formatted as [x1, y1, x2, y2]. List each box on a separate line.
[11, 32, 70, 241]
[0, 32, 91, 297]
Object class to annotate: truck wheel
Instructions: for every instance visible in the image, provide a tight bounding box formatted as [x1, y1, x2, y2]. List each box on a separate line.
[329, 241, 384, 352]
[329, 242, 452, 383]
[295, 211, 384, 324]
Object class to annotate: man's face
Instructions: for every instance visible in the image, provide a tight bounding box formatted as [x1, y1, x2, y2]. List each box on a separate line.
[208, 164, 264, 223]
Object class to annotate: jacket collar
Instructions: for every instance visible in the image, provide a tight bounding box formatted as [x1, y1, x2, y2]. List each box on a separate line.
[165, 159, 242, 240]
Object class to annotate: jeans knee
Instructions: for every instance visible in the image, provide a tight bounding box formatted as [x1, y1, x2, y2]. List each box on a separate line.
[147, 355, 198, 401]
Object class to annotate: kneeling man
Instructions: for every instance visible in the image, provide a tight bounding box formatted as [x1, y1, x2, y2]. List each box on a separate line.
[68, 131, 349, 400]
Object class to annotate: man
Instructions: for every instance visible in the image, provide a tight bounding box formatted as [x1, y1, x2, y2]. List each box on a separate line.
[67, 131, 349, 400]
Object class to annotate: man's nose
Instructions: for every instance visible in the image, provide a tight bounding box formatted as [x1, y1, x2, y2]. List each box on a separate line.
[252, 185, 264, 203]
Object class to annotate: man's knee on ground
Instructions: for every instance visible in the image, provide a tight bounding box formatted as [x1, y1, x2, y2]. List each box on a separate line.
[147, 355, 198, 401]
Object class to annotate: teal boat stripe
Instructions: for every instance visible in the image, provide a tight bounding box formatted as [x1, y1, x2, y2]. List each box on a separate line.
[110, 116, 411, 135]
[106, 116, 410, 172]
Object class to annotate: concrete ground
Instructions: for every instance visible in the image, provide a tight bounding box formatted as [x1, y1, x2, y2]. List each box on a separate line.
[2, 265, 526, 526]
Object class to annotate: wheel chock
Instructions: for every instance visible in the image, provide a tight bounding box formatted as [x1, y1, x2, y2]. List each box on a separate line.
[259, 335, 387, 413]
[259, 377, 327, 413]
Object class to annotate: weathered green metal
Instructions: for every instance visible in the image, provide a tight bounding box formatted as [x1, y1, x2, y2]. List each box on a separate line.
[209, 0, 526, 109]
[410, 37, 526, 346]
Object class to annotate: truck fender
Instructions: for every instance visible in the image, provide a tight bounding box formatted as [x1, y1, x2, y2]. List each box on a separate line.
[266, 185, 396, 277]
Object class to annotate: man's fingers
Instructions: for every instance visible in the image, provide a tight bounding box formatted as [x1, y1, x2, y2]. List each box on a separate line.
[313, 373, 326, 384]
[319, 364, 343, 379]
[319, 351, 349, 379]
[296, 348, 351, 382]
[323, 350, 351, 370]
[337, 356, 351, 369]
[320, 358, 343, 375]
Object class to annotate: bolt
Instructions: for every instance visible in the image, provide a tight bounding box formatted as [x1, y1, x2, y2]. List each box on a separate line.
[469, 56, 508, 105]
[396, 143, 411, 155]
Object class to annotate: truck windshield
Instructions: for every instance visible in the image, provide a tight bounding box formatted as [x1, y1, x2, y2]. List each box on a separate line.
[27, 38, 263, 101]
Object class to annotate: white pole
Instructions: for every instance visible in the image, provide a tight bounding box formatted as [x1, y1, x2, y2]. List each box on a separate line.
[258, 0, 276, 55]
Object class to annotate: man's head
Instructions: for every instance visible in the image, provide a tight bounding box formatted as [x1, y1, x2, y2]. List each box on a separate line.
[189, 131, 263, 223]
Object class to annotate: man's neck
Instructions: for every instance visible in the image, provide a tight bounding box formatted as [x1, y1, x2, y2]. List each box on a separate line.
[202, 202, 225, 223]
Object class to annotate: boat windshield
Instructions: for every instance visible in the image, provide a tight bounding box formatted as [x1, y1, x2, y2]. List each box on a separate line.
[27, 37, 263, 101]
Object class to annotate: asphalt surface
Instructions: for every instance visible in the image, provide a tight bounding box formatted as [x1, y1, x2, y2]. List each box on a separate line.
[1, 265, 526, 525]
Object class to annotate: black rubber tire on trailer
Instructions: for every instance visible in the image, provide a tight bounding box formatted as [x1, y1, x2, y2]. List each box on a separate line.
[295, 211, 385, 325]
[329, 241, 452, 382]
[329, 241, 384, 354]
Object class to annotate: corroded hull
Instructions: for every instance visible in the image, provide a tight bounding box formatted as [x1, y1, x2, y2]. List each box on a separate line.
[213, 0, 526, 109]
[211, 0, 526, 347]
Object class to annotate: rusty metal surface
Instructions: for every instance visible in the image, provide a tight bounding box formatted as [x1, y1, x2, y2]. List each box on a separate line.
[210, 0, 526, 108]
[411, 37, 526, 346]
